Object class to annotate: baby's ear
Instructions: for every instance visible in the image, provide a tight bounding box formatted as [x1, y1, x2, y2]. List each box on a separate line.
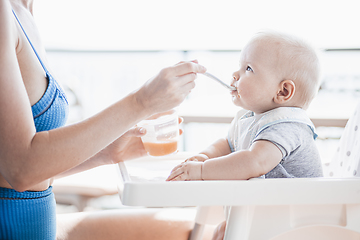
[274, 80, 295, 104]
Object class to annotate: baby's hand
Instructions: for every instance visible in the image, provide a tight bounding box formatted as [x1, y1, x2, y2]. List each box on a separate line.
[166, 161, 203, 181]
[184, 154, 209, 162]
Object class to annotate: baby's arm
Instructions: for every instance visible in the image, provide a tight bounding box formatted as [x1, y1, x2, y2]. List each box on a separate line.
[167, 140, 282, 181]
[202, 140, 282, 180]
[185, 138, 232, 162]
[200, 138, 232, 159]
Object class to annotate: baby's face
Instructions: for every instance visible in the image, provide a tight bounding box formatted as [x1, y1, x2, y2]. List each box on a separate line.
[230, 39, 284, 114]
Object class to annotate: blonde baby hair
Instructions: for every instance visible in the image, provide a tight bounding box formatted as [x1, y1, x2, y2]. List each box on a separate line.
[250, 31, 321, 109]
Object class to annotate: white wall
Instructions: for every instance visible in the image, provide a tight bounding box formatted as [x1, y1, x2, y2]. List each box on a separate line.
[34, 0, 360, 51]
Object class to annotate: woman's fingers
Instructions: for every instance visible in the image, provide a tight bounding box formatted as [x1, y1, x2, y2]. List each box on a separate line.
[135, 60, 206, 115]
[172, 61, 206, 77]
[174, 59, 199, 66]
[123, 126, 146, 137]
[147, 110, 176, 120]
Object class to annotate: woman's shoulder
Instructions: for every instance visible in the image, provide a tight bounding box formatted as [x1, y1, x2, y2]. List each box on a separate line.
[0, 1, 14, 23]
[0, 0, 11, 10]
[0, 1, 19, 48]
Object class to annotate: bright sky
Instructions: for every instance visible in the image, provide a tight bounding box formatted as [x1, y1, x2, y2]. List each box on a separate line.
[34, 0, 360, 51]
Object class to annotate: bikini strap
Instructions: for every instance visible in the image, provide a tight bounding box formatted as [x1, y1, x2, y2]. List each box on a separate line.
[12, 9, 50, 76]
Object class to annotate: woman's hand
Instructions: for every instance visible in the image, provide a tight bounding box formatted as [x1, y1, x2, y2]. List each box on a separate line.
[100, 126, 148, 164]
[135, 60, 206, 115]
[212, 221, 226, 240]
[99, 116, 184, 165]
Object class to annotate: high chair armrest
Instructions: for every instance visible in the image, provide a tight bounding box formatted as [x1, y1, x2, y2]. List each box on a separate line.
[119, 177, 360, 207]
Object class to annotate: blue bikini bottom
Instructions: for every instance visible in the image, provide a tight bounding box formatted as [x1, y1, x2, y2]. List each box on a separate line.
[0, 186, 56, 240]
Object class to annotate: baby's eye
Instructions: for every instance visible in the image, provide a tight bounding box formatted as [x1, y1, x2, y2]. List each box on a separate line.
[246, 66, 253, 72]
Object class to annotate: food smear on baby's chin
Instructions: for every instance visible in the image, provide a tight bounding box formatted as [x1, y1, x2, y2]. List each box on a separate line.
[143, 140, 178, 156]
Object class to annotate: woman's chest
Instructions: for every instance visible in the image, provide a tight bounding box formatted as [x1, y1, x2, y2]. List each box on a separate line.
[14, 12, 48, 106]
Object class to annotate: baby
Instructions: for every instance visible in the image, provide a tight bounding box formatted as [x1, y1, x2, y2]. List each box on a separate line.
[167, 31, 323, 181]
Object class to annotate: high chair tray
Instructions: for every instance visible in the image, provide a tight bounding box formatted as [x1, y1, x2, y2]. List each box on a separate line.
[117, 153, 360, 208]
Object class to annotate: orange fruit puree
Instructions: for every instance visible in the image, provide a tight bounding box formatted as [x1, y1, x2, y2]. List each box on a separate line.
[143, 140, 178, 156]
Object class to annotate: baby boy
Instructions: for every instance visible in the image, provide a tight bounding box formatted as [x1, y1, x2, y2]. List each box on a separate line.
[167, 31, 323, 181]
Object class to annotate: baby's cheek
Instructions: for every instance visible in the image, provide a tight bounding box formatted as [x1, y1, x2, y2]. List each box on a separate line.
[237, 80, 249, 92]
[238, 87, 250, 99]
[240, 80, 257, 97]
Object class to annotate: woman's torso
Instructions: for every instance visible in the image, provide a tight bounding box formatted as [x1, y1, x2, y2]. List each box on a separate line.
[0, 2, 64, 191]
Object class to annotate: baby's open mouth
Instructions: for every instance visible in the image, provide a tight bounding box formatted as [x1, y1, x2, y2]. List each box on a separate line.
[230, 89, 239, 97]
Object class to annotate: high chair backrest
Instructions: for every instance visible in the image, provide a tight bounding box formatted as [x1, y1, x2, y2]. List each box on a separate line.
[323, 101, 360, 177]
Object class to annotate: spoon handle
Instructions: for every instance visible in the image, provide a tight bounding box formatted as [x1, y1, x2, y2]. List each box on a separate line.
[202, 72, 237, 91]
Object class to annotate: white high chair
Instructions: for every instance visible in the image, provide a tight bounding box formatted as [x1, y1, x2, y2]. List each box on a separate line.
[118, 101, 360, 240]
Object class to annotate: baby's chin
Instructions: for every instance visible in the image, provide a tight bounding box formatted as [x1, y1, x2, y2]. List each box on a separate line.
[231, 97, 243, 107]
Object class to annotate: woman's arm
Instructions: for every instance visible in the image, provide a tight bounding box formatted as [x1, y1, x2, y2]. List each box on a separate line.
[54, 126, 147, 178]
[1, 66, 205, 191]
[56, 114, 184, 178]
[0, 1, 206, 191]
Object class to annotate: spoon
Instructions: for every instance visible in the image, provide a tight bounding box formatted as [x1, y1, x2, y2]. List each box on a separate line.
[202, 72, 237, 91]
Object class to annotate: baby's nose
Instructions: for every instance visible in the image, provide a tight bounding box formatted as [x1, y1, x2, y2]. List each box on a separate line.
[231, 75, 239, 85]
[232, 71, 240, 80]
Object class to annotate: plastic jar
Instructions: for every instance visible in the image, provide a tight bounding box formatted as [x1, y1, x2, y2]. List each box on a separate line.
[138, 111, 179, 156]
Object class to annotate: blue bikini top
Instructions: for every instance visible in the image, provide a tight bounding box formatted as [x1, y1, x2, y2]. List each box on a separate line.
[12, 10, 69, 132]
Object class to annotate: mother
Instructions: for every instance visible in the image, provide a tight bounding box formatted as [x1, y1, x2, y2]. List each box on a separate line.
[0, 0, 206, 239]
